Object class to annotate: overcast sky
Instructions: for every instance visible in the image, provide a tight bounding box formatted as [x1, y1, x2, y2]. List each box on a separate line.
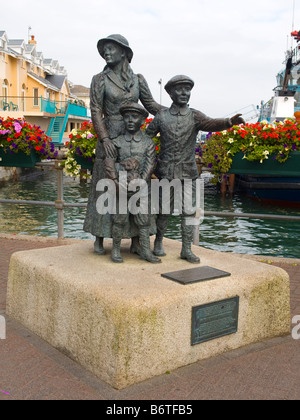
[2, 0, 300, 119]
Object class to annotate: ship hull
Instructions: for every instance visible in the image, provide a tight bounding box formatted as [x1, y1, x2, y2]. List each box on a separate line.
[236, 175, 300, 208]
[228, 152, 300, 207]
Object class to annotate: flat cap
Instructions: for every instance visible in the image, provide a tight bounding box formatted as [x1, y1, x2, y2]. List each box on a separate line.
[119, 102, 149, 119]
[164, 75, 194, 93]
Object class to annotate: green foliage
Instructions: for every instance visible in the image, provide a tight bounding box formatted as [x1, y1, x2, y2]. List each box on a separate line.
[201, 118, 300, 183]
[62, 120, 96, 178]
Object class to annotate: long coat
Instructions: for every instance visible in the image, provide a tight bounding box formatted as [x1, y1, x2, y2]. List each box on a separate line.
[83, 68, 162, 238]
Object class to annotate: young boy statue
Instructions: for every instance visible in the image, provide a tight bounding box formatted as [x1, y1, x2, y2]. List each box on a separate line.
[146, 75, 245, 263]
[105, 102, 161, 264]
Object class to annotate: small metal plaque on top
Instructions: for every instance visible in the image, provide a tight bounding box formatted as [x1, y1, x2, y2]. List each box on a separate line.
[161, 266, 231, 285]
[191, 296, 239, 345]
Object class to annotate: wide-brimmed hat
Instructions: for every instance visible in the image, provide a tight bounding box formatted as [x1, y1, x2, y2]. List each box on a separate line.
[119, 102, 149, 119]
[97, 34, 133, 63]
[165, 75, 194, 94]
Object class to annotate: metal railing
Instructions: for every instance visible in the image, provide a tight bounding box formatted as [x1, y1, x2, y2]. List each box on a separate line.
[192, 210, 300, 246]
[0, 96, 88, 117]
[0, 159, 83, 239]
[0, 164, 300, 242]
[258, 99, 273, 122]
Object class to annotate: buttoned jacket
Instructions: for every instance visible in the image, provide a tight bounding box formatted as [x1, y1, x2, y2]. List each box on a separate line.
[146, 104, 232, 180]
[106, 131, 156, 182]
[90, 68, 162, 142]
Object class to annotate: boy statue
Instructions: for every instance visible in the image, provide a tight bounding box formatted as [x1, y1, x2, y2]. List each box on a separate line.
[105, 102, 161, 264]
[146, 75, 245, 263]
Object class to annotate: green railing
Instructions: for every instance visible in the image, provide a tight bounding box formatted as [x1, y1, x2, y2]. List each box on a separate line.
[0, 96, 88, 118]
[41, 97, 56, 114]
[47, 104, 70, 143]
[68, 102, 88, 117]
[41, 98, 88, 117]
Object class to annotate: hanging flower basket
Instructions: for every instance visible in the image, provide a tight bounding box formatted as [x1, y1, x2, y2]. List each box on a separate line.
[62, 121, 96, 178]
[74, 154, 94, 171]
[200, 118, 300, 183]
[0, 148, 41, 168]
[0, 117, 57, 168]
[228, 150, 300, 176]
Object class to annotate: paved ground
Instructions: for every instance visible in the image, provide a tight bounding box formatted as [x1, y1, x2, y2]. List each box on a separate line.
[0, 235, 299, 401]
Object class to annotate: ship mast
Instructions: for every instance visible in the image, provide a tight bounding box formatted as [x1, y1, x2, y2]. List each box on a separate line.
[270, 30, 300, 121]
[292, 0, 296, 33]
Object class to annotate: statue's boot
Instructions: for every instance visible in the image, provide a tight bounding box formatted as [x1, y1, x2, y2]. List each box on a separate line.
[139, 228, 161, 264]
[111, 225, 123, 263]
[130, 236, 141, 255]
[94, 236, 106, 255]
[180, 219, 200, 264]
[111, 239, 123, 263]
[153, 215, 169, 257]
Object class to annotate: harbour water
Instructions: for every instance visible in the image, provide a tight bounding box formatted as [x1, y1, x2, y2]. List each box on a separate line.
[0, 169, 299, 259]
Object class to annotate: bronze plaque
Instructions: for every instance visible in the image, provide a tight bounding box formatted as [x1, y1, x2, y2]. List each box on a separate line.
[161, 266, 231, 285]
[191, 296, 239, 345]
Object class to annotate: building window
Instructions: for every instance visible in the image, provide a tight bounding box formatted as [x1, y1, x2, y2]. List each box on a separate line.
[2, 80, 8, 99]
[33, 88, 39, 106]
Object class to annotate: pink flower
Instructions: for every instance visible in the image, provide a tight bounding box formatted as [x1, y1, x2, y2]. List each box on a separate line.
[13, 122, 22, 134]
[0, 130, 10, 135]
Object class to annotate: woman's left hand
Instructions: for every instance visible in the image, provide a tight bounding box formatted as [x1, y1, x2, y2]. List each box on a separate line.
[103, 138, 117, 159]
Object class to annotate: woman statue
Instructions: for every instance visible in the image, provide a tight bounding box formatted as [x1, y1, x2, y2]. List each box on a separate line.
[83, 34, 163, 255]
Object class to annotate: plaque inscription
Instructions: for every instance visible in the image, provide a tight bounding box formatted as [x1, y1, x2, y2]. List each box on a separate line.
[161, 266, 231, 285]
[191, 296, 239, 345]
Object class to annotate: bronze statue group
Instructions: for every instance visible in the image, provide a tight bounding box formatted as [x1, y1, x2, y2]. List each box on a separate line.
[83, 34, 245, 264]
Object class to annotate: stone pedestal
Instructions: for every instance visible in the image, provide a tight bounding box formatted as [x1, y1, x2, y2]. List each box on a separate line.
[6, 239, 290, 389]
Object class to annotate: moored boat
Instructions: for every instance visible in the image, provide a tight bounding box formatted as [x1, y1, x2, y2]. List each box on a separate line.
[231, 30, 300, 207]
